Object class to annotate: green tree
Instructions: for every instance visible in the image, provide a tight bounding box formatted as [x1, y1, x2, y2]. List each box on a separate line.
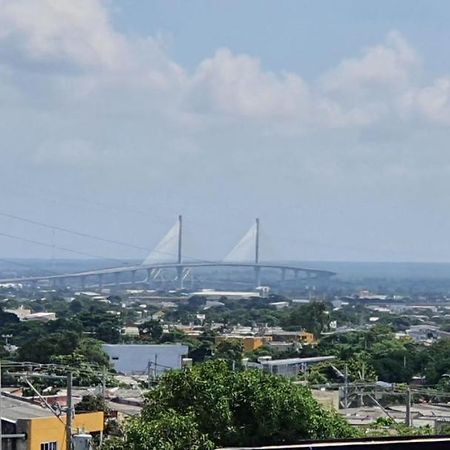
[213, 339, 243, 368]
[282, 301, 330, 337]
[102, 411, 214, 450]
[75, 394, 110, 413]
[424, 338, 450, 384]
[107, 361, 358, 449]
[138, 320, 163, 342]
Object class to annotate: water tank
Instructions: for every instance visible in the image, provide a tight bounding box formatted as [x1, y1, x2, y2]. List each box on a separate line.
[72, 433, 93, 450]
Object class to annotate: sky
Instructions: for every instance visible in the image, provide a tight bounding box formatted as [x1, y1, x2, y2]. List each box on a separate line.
[1, 0, 450, 263]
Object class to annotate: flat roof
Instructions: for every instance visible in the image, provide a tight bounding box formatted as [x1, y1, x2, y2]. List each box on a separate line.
[261, 356, 335, 366]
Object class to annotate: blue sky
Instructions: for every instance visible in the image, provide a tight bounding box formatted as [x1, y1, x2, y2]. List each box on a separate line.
[112, 0, 450, 76]
[1, 0, 450, 263]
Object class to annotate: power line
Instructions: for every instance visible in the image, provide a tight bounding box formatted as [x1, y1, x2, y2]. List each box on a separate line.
[0, 231, 134, 266]
[0, 211, 150, 252]
[0, 258, 60, 276]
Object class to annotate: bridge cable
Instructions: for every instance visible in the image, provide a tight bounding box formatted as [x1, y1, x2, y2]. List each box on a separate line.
[0, 211, 214, 263]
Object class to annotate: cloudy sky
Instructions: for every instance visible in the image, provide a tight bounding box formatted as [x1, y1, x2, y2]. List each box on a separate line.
[1, 0, 450, 263]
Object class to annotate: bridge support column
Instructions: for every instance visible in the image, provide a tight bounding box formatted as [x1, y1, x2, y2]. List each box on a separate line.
[254, 266, 261, 288]
[176, 266, 184, 290]
[294, 270, 299, 279]
[114, 272, 119, 289]
[146, 268, 152, 287]
[131, 270, 136, 288]
[98, 274, 103, 289]
[59, 277, 66, 290]
[80, 276, 86, 290]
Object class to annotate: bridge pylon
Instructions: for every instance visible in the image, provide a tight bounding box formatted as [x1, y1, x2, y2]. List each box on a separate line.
[254, 217, 261, 287]
[176, 215, 184, 289]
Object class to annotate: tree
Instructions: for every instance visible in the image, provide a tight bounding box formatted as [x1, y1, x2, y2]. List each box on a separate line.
[102, 411, 214, 450]
[281, 301, 330, 337]
[138, 320, 163, 342]
[17, 330, 80, 363]
[424, 338, 450, 384]
[76, 394, 110, 413]
[213, 339, 243, 368]
[0, 309, 19, 327]
[105, 361, 358, 449]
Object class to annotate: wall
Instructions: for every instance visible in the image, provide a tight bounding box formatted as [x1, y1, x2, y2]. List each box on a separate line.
[102, 344, 188, 375]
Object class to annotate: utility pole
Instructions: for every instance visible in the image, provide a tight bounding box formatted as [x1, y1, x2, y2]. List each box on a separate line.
[101, 367, 106, 399]
[66, 372, 73, 450]
[343, 364, 349, 409]
[0, 360, 3, 450]
[147, 361, 151, 389]
[405, 388, 412, 427]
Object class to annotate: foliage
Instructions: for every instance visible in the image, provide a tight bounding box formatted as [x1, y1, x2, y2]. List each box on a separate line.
[102, 411, 214, 450]
[213, 339, 244, 367]
[75, 394, 110, 413]
[138, 320, 163, 342]
[302, 355, 377, 384]
[423, 338, 450, 384]
[281, 301, 330, 337]
[366, 417, 433, 437]
[116, 361, 358, 449]
[316, 326, 427, 383]
[0, 308, 20, 327]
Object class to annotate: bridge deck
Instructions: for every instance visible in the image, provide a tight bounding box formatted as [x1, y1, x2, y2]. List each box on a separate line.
[0, 262, 335, 283]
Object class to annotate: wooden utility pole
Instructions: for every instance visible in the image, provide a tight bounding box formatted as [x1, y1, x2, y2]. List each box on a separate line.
[66, 372, 73, 450]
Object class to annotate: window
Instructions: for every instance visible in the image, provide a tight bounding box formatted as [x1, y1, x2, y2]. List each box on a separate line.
[41, 442, 57, 450]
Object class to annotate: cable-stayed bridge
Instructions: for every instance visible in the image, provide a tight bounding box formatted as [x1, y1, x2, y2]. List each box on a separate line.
[0, 216, 335, 289]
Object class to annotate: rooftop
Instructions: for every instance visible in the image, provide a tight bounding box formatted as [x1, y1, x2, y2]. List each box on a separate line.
[0, 395, 57, 420]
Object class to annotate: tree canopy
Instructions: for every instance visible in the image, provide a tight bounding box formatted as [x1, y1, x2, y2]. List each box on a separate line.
[103, 361, 357, 450]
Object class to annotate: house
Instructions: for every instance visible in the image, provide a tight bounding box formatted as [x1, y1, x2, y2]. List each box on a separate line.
[0, 394, 103, 450]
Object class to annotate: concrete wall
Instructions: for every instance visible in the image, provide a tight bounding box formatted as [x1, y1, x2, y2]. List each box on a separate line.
[102, 344, 188, 375]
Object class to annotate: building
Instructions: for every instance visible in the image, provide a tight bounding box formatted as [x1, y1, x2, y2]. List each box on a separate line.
[259, 356, 336, 378]
[215, 335, 271, 353]
[4, 307, 56, 322]
[0, 394, 103, 450]
[102, 344, 188, 376]
[189, 289, 261, 300]
[266, 329, 315, 345]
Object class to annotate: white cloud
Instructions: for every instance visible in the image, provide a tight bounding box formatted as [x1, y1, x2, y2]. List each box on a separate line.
[0, 0, 129, 70]
[190, 48, 310, 119]
[403, 77, 450, 125]
[322, 31, 420, 94]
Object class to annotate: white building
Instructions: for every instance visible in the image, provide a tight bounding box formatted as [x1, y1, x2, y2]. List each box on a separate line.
[102, 344, 188, 376]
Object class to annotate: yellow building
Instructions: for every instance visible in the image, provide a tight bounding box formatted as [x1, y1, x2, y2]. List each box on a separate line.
[269, 330, 316, 345]
[2, 395, 104, 450]
[215, 335, 271, 353]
